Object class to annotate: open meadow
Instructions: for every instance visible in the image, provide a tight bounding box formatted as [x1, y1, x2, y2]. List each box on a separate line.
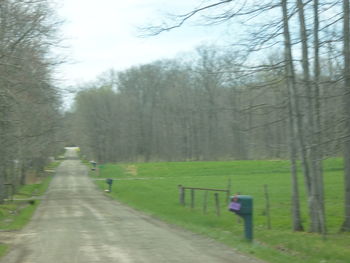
[91, 158, 349, 263]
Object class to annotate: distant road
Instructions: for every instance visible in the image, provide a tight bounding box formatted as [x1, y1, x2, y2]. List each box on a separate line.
[1, 148, 265, 263]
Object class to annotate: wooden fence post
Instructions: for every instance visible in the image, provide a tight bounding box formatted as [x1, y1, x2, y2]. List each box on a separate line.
[203, 190, 208, 214]
[214, 193, 220, 217]
[177, 185, 231, 215]
[178, 185, 185, 205]
[191, 189, 195, 209]
[226, 178, 231, 204]
[264, 184, 271, 229]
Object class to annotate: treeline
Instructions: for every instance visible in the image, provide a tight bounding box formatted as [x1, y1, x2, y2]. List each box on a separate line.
[0, 1, 63, 201]
[68, 0, 350, 234]
[69, 46, 342, 163]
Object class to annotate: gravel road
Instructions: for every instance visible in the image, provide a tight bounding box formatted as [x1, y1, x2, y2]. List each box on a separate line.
[1, 148, 265, 263]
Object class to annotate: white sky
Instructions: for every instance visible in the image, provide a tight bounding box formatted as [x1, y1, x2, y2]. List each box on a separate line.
[55, 0, 230, 90]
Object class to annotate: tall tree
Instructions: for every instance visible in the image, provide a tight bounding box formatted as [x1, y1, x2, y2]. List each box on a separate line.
[282, 0, 304, 231]
[0, 0, 63, 201]
[296, 0, 326, 234]
[341, 0, 350, 232]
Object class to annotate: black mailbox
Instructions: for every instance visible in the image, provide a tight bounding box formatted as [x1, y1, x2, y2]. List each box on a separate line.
[236, 195, 253, 215]
[90, 161, 97, 171]
[106, 178, 113, 185]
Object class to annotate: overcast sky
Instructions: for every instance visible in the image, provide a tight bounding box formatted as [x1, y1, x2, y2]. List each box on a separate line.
[55, 0, 230, 90]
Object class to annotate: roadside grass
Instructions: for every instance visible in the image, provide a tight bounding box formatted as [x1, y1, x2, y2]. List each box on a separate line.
[0, 161, 60, 258]
[13, 175, 53, 200]
[45, 161, 61, 170]
[92, 158, 348, 263]
[0, 174, 53, 231]
[0, 245, 7, 259]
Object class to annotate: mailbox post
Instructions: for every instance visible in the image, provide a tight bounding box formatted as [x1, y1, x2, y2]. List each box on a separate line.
[90, 161, 97, 171]
[230, 195, 253, 241]
[106, 178, 113, 192]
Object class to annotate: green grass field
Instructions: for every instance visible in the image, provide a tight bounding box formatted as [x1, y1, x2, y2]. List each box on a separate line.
[90, 158, 348, 263]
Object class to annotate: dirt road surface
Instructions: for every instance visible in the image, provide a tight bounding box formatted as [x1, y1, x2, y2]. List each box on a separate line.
[1, 148, 265, 263]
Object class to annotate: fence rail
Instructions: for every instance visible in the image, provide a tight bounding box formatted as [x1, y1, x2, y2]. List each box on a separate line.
[178, 183, 231, 216]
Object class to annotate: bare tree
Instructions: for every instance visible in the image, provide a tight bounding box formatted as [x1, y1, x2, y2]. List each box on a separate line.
[281, 0, 304, 231]
[0, 0, 63, 200]
[341, 0, 350, 232]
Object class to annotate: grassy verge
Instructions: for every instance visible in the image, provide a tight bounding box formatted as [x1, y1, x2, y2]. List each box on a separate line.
[0, 175, 54, 231]
[12, 174, 53, 201]
[0, 161, 59, 258]
[91, 158, 348, 263]
[0, 245, 7, 259]
[45, 160, 61, 170]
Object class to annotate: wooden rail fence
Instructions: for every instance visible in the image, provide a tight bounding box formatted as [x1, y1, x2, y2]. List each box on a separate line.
[178, 182, 231, 217]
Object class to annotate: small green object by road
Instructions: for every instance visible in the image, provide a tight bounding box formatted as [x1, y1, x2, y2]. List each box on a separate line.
[92, 158, 349, 263]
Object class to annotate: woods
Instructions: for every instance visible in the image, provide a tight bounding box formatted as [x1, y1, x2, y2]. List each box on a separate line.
[0, 1, 63, 201]
[69, 55, 290, 162]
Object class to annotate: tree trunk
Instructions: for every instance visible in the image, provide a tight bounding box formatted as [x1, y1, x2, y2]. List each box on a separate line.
[281, 0, 304, 231]
[341, 0, 350, 232]
[297, 0, 326, 234]
[288, 98, 304, 231]
[313, 0, 326, 236]
[0, 166, 6, 204]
